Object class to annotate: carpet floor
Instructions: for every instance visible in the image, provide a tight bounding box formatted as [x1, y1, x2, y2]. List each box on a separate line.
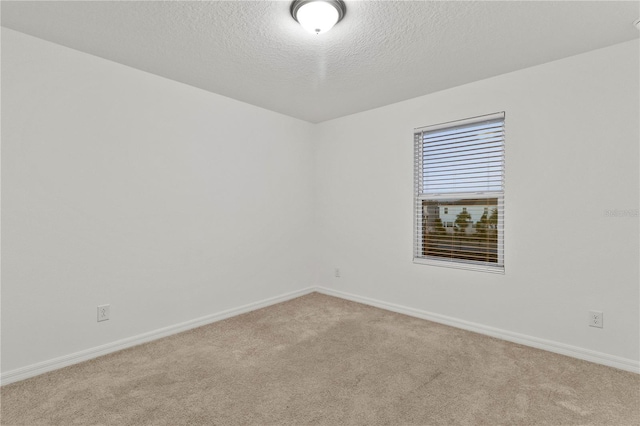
[1, 292, 638, 425]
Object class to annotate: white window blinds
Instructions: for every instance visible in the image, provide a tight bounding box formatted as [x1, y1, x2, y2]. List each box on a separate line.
[414, 112, 505, 273]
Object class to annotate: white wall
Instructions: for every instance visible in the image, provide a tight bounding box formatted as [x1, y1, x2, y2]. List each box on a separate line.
[314, 40, 640, 364]
[1, 28, 315, 373]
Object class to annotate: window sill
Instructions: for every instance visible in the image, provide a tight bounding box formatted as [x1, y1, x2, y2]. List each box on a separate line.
[413, 257, 505, 274]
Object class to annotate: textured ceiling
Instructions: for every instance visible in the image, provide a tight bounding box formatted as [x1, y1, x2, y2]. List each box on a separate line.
[2, 1, 639, 123]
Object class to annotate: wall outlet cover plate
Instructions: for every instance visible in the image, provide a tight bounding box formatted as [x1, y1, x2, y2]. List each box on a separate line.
[97, 304, 110, 322]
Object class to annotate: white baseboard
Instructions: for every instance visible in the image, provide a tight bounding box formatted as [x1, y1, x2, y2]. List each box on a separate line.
[0, 287, 316, 386]
[3, 285, 637, 385]
[316, 286, 640, 374]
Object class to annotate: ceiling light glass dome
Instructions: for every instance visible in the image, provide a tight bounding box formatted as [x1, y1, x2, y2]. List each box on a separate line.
[291, 0, 346, 35]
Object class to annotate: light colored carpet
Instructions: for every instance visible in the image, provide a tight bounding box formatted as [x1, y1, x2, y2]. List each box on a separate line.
[1, 292, 638, 425]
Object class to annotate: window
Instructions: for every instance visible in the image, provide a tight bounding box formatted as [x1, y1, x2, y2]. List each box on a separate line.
[414, 112, 505, 273]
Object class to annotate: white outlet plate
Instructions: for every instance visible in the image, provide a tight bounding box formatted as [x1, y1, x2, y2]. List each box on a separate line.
[588, 310, 603, 328]
[97, 304, 110, 322]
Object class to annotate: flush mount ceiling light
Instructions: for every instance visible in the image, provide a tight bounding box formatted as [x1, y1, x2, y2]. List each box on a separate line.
[291, 0, 346, 35]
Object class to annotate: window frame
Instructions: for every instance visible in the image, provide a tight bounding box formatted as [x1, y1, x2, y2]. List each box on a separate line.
[413, 112, 505, 274]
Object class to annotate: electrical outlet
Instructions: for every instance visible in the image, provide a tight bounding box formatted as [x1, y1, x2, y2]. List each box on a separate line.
[97, 304, 110, 322]
[334, 268, 340, 278]
[588, 310, 603, 328]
